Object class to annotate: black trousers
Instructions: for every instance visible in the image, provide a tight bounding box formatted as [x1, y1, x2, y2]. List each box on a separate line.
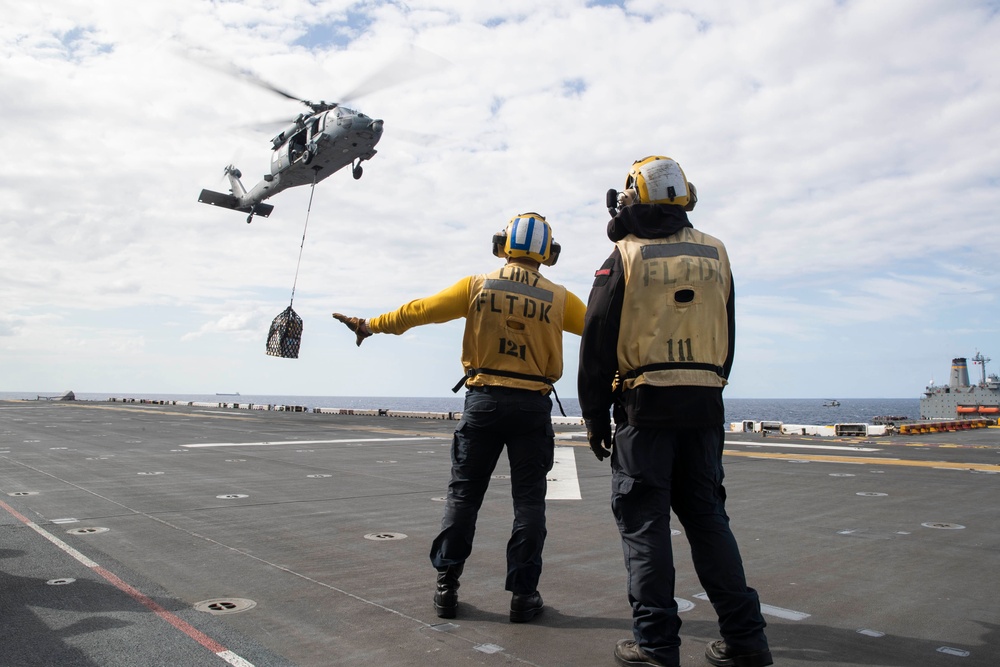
[429, 386, 555, 594]
[611, 422, 768, 666]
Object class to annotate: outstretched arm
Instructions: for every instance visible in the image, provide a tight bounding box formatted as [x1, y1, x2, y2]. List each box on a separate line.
[366, 276, 472, 335]
[332, 276, 473, 345]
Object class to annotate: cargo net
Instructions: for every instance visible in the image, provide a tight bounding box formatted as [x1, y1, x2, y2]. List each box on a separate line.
[266, 306, 303, 359]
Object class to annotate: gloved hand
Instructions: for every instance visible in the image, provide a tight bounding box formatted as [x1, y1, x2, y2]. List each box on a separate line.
[332, 313, 372, 347]
[584, 418, 613, 461]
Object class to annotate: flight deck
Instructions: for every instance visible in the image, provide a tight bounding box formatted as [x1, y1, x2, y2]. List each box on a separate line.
[1, 400, 997, 666]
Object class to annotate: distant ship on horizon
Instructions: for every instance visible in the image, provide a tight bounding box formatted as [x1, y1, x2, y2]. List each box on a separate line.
[921, 352, 999, 419]
[216, 392, 241, 396]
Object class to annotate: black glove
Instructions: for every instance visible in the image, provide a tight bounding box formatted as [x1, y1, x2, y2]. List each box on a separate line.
[584, 418, 613, 461]
[332, 313, 372, 347]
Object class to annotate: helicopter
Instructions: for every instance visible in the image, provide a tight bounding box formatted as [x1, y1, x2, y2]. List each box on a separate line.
[192, 46, 450, 224]
[198, 96, 383, 223]
[196, 47, 447, 223]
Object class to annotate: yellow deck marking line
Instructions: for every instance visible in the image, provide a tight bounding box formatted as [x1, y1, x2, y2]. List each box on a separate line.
[726, 449, 1000, 472]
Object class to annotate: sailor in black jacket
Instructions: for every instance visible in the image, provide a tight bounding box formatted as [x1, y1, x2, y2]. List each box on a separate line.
[577, 201, 735, 432]
[578, 156, 771, 667]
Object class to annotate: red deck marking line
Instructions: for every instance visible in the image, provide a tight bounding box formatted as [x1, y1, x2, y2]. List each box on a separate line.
[0, 499, 254, 667]
[93, 565, 228, 652]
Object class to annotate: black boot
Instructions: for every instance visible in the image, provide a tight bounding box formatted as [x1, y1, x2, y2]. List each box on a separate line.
[433, 563, 464, 619]
[705, 640, 773, 667]
[509, 591, 543, 623]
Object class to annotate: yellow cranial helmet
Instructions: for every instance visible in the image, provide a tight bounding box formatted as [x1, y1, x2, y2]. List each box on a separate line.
[492, 212, 560, 266]
[624, 155, 697, 211]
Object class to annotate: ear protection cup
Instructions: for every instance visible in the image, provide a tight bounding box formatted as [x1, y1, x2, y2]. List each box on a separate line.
[618, 189, 637, 209]
[492, 232, 507, 258]
[684, 182, 698, 211]
[543, 241, 561, 266]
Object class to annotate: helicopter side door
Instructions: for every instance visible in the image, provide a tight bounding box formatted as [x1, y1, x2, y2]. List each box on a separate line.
[271, 140, 292, 175]
[271, 128, 309, 174]
[271, 117, 326, 175]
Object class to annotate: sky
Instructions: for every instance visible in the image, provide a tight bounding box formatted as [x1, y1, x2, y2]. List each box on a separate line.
[1, 0, 998, 399]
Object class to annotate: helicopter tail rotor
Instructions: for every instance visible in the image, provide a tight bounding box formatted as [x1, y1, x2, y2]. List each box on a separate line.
[222, 164, 248, 198]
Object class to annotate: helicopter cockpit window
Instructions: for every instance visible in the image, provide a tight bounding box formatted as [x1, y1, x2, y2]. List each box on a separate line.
[337, 107, 354, 129]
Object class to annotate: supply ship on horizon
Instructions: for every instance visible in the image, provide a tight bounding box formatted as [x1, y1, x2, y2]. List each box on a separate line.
[920, 352, 1000, 419]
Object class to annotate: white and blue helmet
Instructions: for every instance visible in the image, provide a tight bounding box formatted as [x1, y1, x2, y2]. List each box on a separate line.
[492, 212, 560, 266]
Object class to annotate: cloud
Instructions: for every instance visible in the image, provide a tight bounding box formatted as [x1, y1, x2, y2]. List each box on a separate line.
[1, 0, 998, 398]
[0, 317, 22, 337]
[181, 308, 271, 342]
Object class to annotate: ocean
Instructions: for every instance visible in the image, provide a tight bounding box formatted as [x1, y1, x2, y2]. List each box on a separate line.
[1, 392, 920, 425]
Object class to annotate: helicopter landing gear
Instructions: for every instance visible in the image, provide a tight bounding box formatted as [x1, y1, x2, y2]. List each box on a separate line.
[302, 145, 314, 165]
[352, 159, 363, 180]
[246, 204, 258, 224]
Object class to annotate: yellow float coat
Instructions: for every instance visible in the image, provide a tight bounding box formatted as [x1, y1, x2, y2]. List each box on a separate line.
[615, 228, 731, 390]
[368, 263, 585, 392]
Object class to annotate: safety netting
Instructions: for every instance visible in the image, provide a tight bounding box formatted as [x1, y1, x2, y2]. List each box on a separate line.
[266, 306, 303, 359]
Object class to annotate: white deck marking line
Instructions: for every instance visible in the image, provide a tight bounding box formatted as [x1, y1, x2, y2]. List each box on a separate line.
[181, 436, 442, 448]
[546, 446, 582, 500]
[0, 499, 256, 666]
[217, 651, 257, 667]
[694, 592, 811, 620]
[727, 440, 880, 452]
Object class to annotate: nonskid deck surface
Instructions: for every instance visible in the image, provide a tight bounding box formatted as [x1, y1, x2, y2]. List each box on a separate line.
[0, 400, 997, 666]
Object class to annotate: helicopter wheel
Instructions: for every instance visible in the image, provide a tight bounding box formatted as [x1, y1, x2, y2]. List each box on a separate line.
[302, 147, 313, 165]
[352, 164, 363, 180]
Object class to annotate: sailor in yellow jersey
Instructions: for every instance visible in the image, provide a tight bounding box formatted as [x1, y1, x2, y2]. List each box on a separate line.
[333, 212, 585, 624]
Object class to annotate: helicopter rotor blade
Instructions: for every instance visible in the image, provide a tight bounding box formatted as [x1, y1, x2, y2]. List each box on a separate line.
[179, 42, 450, 121]
[229, 65, 306, 104]
[245, 120, 293, 133]
[178, 46, 310, 105]
[212, 60, 307, 105]
[338, 45, 451, 103]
